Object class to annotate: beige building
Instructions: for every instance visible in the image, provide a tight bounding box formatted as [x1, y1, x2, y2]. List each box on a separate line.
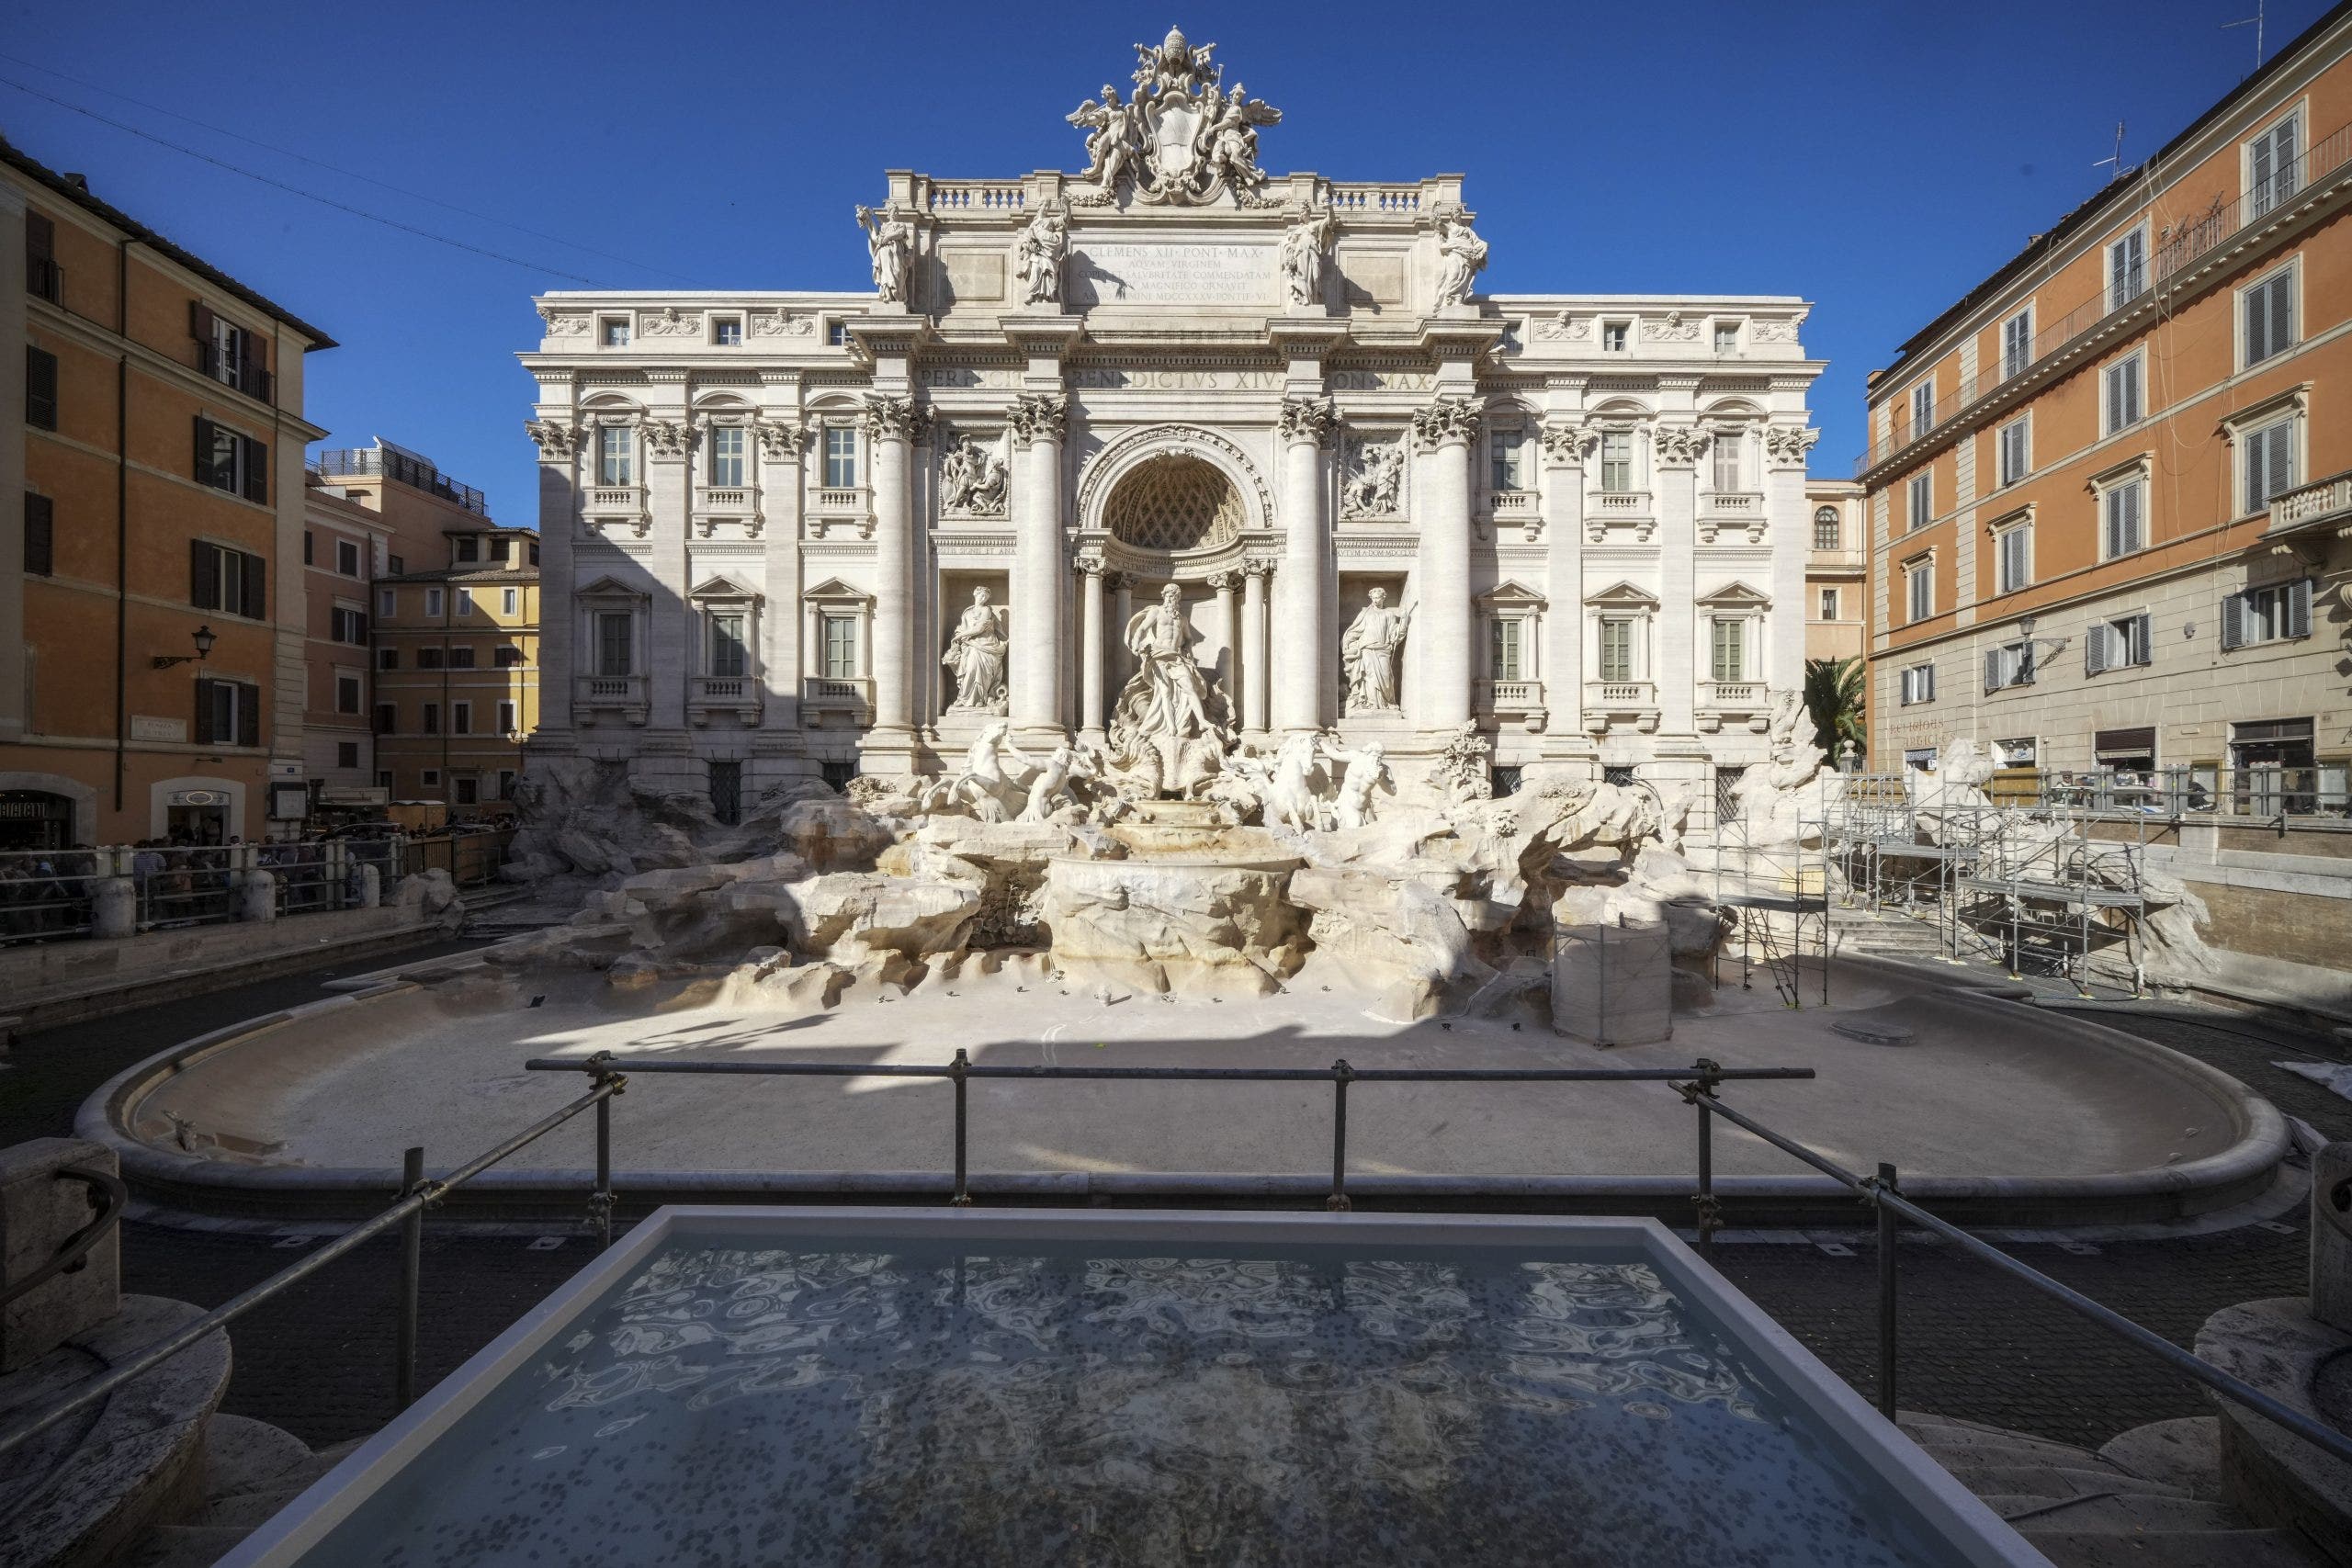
[1805, 479, 1865, 666]
[371, 521, 540, 815]
[300, 481, 390, 803]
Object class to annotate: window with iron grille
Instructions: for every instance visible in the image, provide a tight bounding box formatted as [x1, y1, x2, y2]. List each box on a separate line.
[1490, 766, 1523, 797]
[820, 759, 858, 790]
[1602, 765, 1635, 786]
[709, 760, 742, 827]
[1714, 765, 1746, 825]
[1813, 506, 1840, 549]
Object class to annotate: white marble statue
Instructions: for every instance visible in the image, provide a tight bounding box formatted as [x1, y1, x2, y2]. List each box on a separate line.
[1066, 85, 1141, 191]
[1433, 212, 1489, 309]
[1340, 588, 1413, 713]
[1321, 739, 1391, 830]
[940, 432, 1008, 516]
[1261, 731, 1327, 832]
[1280, 204, 1332, 308]
[856, 204, 916, 304]
[1428, 720, 1496, 807]
[1018, 740, 1102, 823]
[942, 587, 1009, 715]
[1117, 584, 1216, 748]
[1013, 202, 1069, 307]
[917, 718, 1034, 822]
[1341, 438, 1405, 518]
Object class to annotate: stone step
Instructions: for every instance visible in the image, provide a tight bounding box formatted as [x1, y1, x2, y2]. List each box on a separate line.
[1936, 1461, 2194, 1501]
[198, 1413, 312, 1501]
[195, 1484, 308, 1529]
[2017, 1526, 2327, 1568]
[122, 1522, 250, 1568]
[2097, 1416, 2223, 1502]
[1982, 1493, 2245, 1532]
[1904, 1425, 2109, 1470]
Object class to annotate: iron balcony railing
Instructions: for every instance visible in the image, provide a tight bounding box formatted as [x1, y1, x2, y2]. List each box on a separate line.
[1859, 117, 2352, 475]
[312, 446, 489, 516]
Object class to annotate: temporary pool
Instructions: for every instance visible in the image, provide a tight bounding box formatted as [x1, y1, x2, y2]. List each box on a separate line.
[222, 1209, 2041, 1567]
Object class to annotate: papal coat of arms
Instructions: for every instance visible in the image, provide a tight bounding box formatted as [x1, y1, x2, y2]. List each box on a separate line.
[1065, 27, 1283, 208]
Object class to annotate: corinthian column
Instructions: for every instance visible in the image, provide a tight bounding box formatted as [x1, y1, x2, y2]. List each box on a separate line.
[1079, 558, 1107, 745]
[1410, 397, 1480, 733]
[860, 395, 922, 746]
[1275, 395, 1335, 733]
[1240, 559, 1270, 738]
[1009, 391, 1069, 743]
[1652, 422, 1705, 737]
[1539, 420, 1596, 761]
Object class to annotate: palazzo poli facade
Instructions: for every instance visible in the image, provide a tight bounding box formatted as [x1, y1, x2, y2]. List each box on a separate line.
[521, 31, 1823, 817]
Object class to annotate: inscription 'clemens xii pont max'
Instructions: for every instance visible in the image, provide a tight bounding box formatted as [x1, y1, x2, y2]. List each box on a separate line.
[1068, 242, 1272, 306]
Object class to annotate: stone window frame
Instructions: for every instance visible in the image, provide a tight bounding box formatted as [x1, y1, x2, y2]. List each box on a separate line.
[1813, 505, 1842, 550]
[2086, 455, 2153, 561]
[576, 574, 650, 681]
[2237, 255, 2301, 371]
[1905, 468, 1932, 532]
[1694, 580, 1771, 686]
[1585, 401, 1652, 498]
[810, 405, 865, 493]
[2220, 384, 2310, 521]
[1984, 503, 2033, 597]
[1585, 581, 1659, 683]
[688, 574, 764, 682]
[1712, 317, 1742, 355]
[1475, 580, 1546, 685]
[801, 577, 875, 684]
[1903, 549, 1936, 625]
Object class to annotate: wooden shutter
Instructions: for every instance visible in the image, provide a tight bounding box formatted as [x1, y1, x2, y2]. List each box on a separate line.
[189, 299, 215, 346]
[193, 676, 213, 744]
[194, 415, 217, 487]
[23, 493, 53, 576]
[2268, 273, 2294, 356]
[25, 348, 57, 428]
[241, 550, 266, 618]
[237, 681, 260, 748]
[2221, 592, 2246, 650]
[2286, 579, 2313, 639]
[190, 539, 217, 610]
[2085, 624, 2109, 676]
[236, 329, 268, 400]
[242, 437, 268, 503]
[1983, 650, 2001, 693]
[26, 210, 52, 267]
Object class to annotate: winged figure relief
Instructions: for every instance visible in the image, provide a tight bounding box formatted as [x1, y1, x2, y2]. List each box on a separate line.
[1066, 86, 1141, 190]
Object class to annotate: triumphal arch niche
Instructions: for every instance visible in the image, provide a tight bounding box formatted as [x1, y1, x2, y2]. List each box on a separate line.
[524, 25, 1824, 808]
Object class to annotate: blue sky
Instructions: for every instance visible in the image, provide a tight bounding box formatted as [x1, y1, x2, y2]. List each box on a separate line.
[0, 0, 2331, 517]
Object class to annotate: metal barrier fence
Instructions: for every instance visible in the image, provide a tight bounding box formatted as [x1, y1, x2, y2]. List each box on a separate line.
[1984, 764, 2349, 821]
[0, 848, 107, 942]
[4, 1051, 2349, 1482]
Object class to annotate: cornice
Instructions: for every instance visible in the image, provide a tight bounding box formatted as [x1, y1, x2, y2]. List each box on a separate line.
[25, 297, 327, 440]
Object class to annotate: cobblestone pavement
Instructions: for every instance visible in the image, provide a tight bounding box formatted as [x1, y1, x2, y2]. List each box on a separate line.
[6, 957, 2346, 1450]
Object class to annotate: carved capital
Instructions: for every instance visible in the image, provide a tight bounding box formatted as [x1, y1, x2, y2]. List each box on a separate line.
[1241, 556, 1276, 580]
[1205, 571, 1236, 592]
[859, 394, 926, 444]
[1762, 423, 1820, 468]
[524, 419, 580, 463]
[642, 419, 694, 460]
[1008, 392, 1070, 447]
[1410, 397, 1482, 452]
[754, 418, 810, 463]
[1075, 556, 1107, 578]
[1539, 421, 1598, 467]
[1277, 394, 1338, 447]
[1651, 423, 1711, 469]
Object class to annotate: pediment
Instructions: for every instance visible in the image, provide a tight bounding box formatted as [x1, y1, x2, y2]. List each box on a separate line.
[576, 573, 645, 601]
[689, 573, 762, 601]
[1476, 578, 1547, 608]
[1586, 580, 1659, 609]
[1696, 579, 1772, 607]
[803, 576, 874, 604]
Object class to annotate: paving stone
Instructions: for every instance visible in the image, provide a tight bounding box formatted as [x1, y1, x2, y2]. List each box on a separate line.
[2098, 1416, 2224, 1501]
[197, 1412, 311, 1499]
[2016, 1526, 2324, 1567]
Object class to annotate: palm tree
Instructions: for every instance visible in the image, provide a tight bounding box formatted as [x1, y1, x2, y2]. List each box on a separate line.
[1803, 657, 1866, 764]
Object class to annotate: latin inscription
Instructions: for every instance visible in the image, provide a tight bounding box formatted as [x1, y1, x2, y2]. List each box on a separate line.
[1068, 242, 1273, 307]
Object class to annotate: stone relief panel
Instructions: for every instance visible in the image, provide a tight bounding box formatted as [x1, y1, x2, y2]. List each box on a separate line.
[1340, 434, 1407, 520]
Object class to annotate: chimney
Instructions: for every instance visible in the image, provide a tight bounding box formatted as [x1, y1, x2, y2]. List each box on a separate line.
[61, 173, 87, 192]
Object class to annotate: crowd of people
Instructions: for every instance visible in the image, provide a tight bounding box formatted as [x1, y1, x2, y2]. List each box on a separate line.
[0, 830, 399, 942]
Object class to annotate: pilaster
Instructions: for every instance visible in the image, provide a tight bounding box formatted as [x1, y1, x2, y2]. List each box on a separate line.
[755, 401, 807, 738]
[861, 394, 923, 762]
[526, 412, 582, 749]
[1008, 389, 1069, 746]
[1274, 394, 1335, 734]
[1652, 419, 1704, 740]
[1409, 396, 1479, 736]
[1539, 417, 1597, 762]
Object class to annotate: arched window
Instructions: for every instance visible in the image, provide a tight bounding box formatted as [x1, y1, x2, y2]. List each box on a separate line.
[1813, 505, 1841, 549]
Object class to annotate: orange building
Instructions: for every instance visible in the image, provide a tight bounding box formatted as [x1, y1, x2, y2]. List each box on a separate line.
[300, 480, 390, 805]
[1861, 5, 2352, 796]
[2, 135, 334, 847]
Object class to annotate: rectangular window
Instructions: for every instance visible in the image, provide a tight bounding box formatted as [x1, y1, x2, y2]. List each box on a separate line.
[335, 538, 360, 576]
[1909, 380, 1934, 437]
[497, 700, 516, 734]
[595, 612, 632, 677]
[1899, 663, 1936, 705]
[498, 770, 517, 800]
[416, 647, 445, 670]
[827, 321, 850, 347]
[189, 540, 266, 618]
[388, 554, 403, 576]
[1905, 559, 1933, 623]
[374, 704, 395, 736]
[495, 645, 524, 667]
[714, 317, 743, 346]
[422, 702, 440, 735]
[2107, 229, 2146, 310]
[2086, 613, 2153, 674]
[192, 416, 267, 502]
[24, 492, 53, 576]
[1711, 432, 1741, 492]
[455, 776, 479, 806]
[1598, 618, 1634, 682]
[597, 426, 633, 485]
[2103, 479, 2146, 558]
[424, 587, 444, 618]
[378, 588, 396, 617]
[1488, 618, 1521, 681]
[1713, 321, 1738, 354]
[330, 605, 368, 643]
[488, 537, 510, 563]
[1819, 588, 1839, 621]
[600, 317, 630, 347]
[379, 648, 398, 671]
[421, 769, 440, 788]
[2243, 417, 2296, 514]
[452, 702, 472, 736]
[1984, 639, 2035, 691]
[1599, 430, 1634, 492]
[1907, 470, 1932, 530]
[447, 646, 475, 669]
[822, 427, 858, 489]
[335, 674, 361, 714]
[709, 760, 741, 827]
[455, 587, 474, 616]
[454, 536, 478, 562]
[336, 740, 359, 770]
[2001, 307, 2032, 379]
[1709, 618, 1745, 682]
[2244, 265, 2297, 367]
[26, 209, 58, 301]
[303, 529, 313, 566]
[503, 587, 519, 615]
[26, 346, 58, 429]
[193, 676, 261, 747]
[710, 425, 747, 488]
[1815, 508, 1840, 549]
[710, 611, 749, 678]
[1600, 321, 1629, 352]
[2248, 110, 2301, 220]
[1995, 524, 2030, 594]
[1488, 430, 1527, 491]
[822, 614, 858, 678]
[1996, 418, 2029, 487]
[2103, 355, 2143, 434]
[2222, 579, 2314, 649]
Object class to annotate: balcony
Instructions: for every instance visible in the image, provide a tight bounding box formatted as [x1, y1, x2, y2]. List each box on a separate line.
[1476, 678, 1545, 729]
[1699, 492, 1766, 545]
[1699, 681, 1769, 732]
[1582, 679, 1658, 735]
[689, 674, 762, 727]
[580, 484, 650, 537]
[2266, 468, 2352, 542]
[802, 676, 872, 720]
[1585, 490, 1655, 543]
[693, 485, 762, 537]
[574, 674, 649, 727]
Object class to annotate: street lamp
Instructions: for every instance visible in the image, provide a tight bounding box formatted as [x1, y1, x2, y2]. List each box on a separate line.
[152, 626, 218, 669]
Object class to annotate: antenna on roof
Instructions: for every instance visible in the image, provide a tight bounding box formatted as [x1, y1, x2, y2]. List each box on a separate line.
[2222, 0, 2267, 72]
[2093, 121, 2126, 180]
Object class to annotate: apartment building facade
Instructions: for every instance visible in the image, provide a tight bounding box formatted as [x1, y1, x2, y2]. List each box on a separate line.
[300, 481, 389, 802]
[2, 134, 334, 848]
[1805, 479, 1866, 666]
[1861, 5, 2352, 798]
[371, 520, 539, 815]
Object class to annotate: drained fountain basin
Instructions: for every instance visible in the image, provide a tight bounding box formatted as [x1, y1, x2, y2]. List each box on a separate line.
[221, 1208, 2036, 1567]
